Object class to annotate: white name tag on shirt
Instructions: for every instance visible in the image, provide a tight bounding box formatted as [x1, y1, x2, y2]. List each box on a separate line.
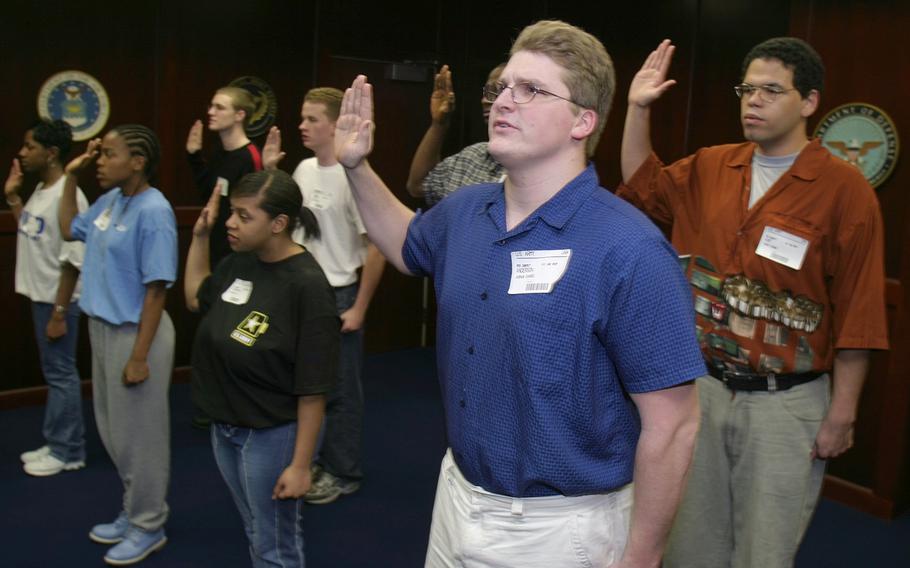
[221, 278, 253, 305]
[216, 177, 230, 197]
[308, 188, 331, 210]
[93, 208, 112, 231]
[508, 249, 571, 294]
[755, 226, 809, 270]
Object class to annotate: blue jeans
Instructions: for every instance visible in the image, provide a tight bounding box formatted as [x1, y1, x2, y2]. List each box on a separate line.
[32, 302, 85, 462]
[211, 422, 305, 568]
[317, 282, 364, 481]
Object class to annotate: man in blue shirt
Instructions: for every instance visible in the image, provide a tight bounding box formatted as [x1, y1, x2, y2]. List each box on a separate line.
[336, 20, 705, 567]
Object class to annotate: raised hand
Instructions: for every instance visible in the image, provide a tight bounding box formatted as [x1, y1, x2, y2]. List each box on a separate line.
[4, 158, 23, 199]
[186, 120, 203, 153]
[334, 75, 376, 169]
[628, 39, 677, 108]
[64, 138, 102, 175]
[193, 184, 222, 237]
[430, 64, 455, 124]
[262, 126, 285, 170]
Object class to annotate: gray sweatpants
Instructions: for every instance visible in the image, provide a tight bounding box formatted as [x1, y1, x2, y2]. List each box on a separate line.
[88, 313, 174, 531]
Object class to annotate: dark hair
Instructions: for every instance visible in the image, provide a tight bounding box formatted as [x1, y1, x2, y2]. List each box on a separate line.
[233, 170, 320, 239]
[109, 124, 161, 180]
[30, 119, 73, 162]
[742, 37, 825, 97]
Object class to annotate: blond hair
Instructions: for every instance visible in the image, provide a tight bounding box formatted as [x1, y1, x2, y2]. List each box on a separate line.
[216, 86, 256, 126]
[304, 87, 344, 121]
[511, 20, 615, 156]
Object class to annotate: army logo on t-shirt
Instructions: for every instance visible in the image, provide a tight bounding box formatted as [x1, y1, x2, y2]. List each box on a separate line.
[231, 311, 270, 346]
[814, 102, 899, 189]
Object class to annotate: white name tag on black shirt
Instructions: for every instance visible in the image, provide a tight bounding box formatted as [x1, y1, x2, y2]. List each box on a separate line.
[222, 278, 253, 305]
[508, 249, 571, 294]
[755, 226, 809, 270]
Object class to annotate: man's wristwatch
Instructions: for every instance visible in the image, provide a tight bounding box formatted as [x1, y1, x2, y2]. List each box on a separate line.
[53, 304, 67, 315]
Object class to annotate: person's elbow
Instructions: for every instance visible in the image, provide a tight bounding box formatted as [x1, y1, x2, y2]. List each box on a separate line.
[405, 178, 425, 198]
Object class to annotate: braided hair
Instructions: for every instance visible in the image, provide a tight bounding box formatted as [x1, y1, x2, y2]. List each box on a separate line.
[109, 124, 161, 181]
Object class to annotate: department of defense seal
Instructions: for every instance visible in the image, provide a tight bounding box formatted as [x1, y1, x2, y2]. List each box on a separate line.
[229, 76, 278, 138]
[37, 70, 110, 141]
[814, 102, 899, 188]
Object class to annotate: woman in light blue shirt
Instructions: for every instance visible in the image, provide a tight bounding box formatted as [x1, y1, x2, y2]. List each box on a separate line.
[59, 124, 176, 566]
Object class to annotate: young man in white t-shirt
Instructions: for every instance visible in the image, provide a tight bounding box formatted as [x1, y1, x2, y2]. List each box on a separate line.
[5, 119, 89, 476]
[263, 87, 385, 504]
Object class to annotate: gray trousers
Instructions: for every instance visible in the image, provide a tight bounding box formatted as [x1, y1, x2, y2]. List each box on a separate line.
[89, 313, 174, 531]
[664, 374, 830, 568]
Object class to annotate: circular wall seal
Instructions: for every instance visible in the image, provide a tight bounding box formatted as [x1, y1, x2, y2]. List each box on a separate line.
[229, 76, 278, 138]
[814, 102, 899, 189]
[37, 71, 110, 141]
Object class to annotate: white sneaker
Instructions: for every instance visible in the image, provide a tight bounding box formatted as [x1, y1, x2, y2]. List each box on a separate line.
[20, 445, 51, 464]
[23, 453, 85, 477]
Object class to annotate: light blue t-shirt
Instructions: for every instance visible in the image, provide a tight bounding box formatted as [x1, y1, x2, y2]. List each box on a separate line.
[71, 187, 177, 325]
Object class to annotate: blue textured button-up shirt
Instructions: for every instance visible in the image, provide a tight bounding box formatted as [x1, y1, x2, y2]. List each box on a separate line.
[403, 165, 706, 497]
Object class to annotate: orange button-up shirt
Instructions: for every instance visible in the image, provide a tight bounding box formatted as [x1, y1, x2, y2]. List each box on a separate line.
[616, 139, 888, 374]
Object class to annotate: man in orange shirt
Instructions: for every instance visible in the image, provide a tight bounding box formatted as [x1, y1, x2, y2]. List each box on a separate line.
[618, 37, 888, 567]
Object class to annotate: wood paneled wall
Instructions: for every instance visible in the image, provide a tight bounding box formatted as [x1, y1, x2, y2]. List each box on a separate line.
[3, 0, 908, 515]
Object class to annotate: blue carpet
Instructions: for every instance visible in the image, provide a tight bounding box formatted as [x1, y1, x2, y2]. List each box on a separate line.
[1, 348, 908, 567]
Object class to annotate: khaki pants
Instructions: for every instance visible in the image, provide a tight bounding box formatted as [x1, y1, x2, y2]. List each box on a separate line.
[665, 374, 829, 568]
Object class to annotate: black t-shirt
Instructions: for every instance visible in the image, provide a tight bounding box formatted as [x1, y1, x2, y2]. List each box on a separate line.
[187, 143, 262, 264]
[191, 250, 339, 428]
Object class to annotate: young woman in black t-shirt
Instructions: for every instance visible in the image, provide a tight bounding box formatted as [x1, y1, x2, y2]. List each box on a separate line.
[185, 170, 339, 567]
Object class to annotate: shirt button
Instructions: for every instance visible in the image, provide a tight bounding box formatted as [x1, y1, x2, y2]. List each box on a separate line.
[498, 239, 506, 245]
[737, 230, 744, 236]
[480, 292, 488, 300]
[467, 346, 474, 354]
[459, 399, 466, 408]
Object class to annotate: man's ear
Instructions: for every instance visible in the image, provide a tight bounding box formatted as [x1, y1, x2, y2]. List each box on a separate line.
[801, 89, 820, 119]
[570, 108, 598, 142]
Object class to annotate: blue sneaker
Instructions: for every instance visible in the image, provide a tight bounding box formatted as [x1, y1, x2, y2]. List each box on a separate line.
[103, 526, 167, 566]
[90, 512, 130, 544]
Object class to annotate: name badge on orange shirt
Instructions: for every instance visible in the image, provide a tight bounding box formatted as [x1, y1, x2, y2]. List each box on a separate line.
[755, 226, 809, 270]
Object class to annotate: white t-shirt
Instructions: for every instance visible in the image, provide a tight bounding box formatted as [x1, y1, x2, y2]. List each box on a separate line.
[749, 151, 798, 209]
[292, 158, 367, 287]
[15, 176, 89, 303]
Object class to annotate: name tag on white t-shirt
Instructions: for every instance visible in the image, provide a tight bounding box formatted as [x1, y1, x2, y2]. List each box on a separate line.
[307, 187, 331, 210]
[221, 278, 253, 305]
[508, 249, 571, 294]
[755, 226, 809, 270]
[216, 177, 230, 197]
[93, 208, 112, 231]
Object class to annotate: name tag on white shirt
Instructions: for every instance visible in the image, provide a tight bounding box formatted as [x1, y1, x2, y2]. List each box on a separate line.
[508, 249, 571, 294]
[93, 208, 112, 231]
[222, 278, 253, 305]
[307, 187, 331, 210]
[216, 177, 230, 197]
[755, 226, 809, 270]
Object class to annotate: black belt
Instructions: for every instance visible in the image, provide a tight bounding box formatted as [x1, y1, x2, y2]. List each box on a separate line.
[708, 367, 824, 392]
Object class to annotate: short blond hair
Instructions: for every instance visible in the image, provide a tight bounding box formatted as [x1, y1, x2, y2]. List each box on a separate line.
[216, 86, 256, 126]
[511, 20, 615, 157]
[304, 87, 344, 121]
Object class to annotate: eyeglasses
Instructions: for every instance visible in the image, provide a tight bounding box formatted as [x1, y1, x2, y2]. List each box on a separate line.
[482, 82, 584, 107]
[733, 83, 798, 103]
